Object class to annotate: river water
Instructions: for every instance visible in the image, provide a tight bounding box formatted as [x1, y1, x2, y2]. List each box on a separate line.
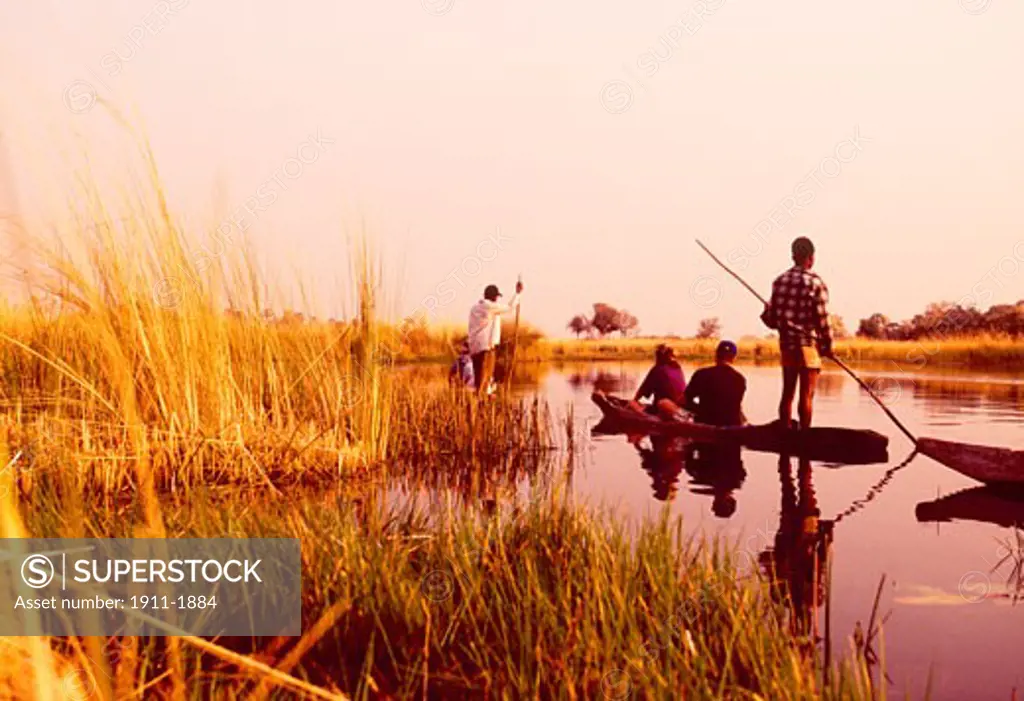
[536, 361, 1023, 701]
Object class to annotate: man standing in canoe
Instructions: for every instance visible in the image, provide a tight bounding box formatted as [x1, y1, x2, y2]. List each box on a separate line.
[760, 237, 833, 429]
[468, 280, 523, 394]
[683, 340, 747, 426]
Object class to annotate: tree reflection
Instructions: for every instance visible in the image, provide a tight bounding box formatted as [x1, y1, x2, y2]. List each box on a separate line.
[566, 367, 636, 394]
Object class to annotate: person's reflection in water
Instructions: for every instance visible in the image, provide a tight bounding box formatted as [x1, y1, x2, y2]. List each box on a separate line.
[635, 439, 748, 515]
[759, 454, 833, 647]
[684, 442, 746, 518]
[635, 436, 686, 502]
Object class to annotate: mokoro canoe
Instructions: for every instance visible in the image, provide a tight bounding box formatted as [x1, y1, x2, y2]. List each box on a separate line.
[916, 486, 1024, 528]
[590, 392, 889, 464]
[917, 437, 1024, 488]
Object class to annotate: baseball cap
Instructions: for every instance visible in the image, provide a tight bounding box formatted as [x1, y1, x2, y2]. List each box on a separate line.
[716, 340, 738, 357]
[483, 284, 502, 298]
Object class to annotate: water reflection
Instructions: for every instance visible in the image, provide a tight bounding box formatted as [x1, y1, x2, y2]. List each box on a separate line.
[633, 437, 685, 502]
[915, 487, 1024, 604]
[630, 437, 746, 515]
[916, 486, 1024, 529]
[400, 361, 552, 390]
[759, 456, 833, 644]
[856, 370, 1024, 416]
[683, 443, 746, 517]
[565, 367, 636, 394]
[549, 361, 1023, 699]
[814, 372, 845, 398]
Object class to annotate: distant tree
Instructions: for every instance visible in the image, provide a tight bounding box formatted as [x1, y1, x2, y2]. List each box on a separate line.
[884, 321, 913, 341]
[590, 303, 621, 337]
[567, 314, 591, 338]
[829, 314, 849, 340]
[616, 310, 639, 337]
[695, 317, 721, 340]
[856, 313, 890, 339]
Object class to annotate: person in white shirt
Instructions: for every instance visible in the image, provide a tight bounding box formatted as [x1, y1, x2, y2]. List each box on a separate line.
[467, 280, 523, 393]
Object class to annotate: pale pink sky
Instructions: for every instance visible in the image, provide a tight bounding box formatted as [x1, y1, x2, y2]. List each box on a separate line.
[1, 0, 1022, 336]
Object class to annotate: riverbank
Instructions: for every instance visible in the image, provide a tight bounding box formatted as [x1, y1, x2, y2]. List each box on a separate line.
[527, 336, 1024, 372]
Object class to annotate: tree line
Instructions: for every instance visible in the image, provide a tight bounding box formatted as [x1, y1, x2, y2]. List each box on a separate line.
[856, 300, 1024, 340]
[566, 304, 848, 341]
[566, 300, 1024, 342]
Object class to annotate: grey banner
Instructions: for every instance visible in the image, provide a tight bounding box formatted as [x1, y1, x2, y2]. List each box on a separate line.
[0, 539, 301, 636]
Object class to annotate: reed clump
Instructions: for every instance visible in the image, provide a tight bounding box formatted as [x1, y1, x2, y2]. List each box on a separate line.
[14, 473, 885, 700]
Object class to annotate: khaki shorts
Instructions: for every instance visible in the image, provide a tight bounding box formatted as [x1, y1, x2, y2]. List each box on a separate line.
[781, 346, 822, 370]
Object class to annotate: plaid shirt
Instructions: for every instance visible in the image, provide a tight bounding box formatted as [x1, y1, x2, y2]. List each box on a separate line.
[761, 266, 832, 352]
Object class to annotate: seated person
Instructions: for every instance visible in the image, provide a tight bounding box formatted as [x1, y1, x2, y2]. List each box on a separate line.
[683, 340, 747, 426]
[448, 339, 475, 388]
[630, 344, 686, 420]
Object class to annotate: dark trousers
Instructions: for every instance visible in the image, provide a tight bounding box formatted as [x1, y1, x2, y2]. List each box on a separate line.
[471, 350, 496, 394]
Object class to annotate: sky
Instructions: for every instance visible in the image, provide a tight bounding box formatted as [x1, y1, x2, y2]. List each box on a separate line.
[0, 0, 1022, 337]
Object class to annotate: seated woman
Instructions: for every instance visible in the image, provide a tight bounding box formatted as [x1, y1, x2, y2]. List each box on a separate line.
[630, 344, 687, 420]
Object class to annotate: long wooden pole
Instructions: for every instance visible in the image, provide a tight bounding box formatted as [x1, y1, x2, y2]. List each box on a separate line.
[694, 239, 918, 445]
[506, 274, 522, 390]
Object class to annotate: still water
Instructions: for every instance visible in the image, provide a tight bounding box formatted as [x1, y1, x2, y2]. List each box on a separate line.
[539, 361, 1023, 701]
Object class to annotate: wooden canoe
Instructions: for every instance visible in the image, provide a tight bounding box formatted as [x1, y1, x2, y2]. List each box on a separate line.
[917, 437, 1024, 487]
[590, 392, 889, 465]
[916, 486, 1024, 528]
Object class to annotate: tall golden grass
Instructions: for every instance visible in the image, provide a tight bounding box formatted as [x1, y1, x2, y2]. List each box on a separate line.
[0, 140, 908, 698]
